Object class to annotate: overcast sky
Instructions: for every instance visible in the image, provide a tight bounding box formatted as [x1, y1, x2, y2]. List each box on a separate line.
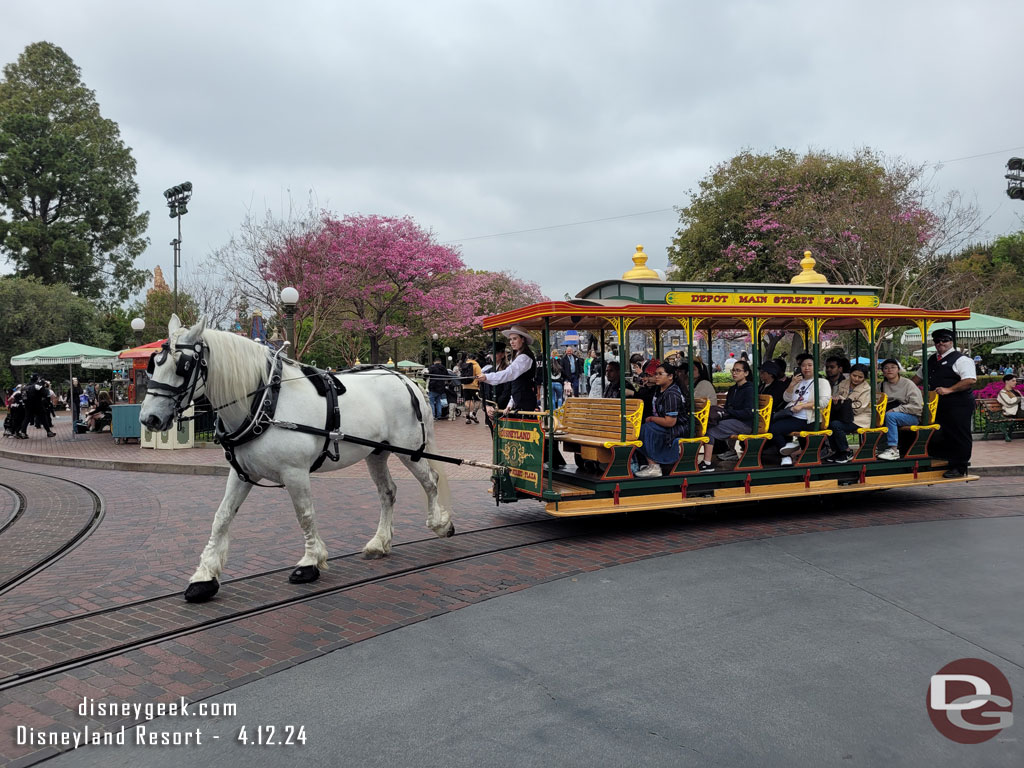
[3, 0, 1024, 303]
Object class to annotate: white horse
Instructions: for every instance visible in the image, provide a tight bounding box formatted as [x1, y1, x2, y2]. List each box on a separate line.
[139, 315, 455, 603]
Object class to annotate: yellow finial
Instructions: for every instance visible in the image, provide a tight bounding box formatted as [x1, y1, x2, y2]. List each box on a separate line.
[354, 357, 361, 365]
[387, 357, 395, 366]
[621, 244, 661, 280]
[790, 250, 829, 284]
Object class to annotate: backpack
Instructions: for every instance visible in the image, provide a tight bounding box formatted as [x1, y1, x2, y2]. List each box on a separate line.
[459, 361, 474, 382]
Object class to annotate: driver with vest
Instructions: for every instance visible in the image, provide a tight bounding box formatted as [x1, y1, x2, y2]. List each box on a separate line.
[476, 325, 538, 413]
[911, 327, 976, 478]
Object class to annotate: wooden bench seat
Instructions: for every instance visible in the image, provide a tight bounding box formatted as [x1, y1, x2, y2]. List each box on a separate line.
[555, 398, 643, 480]
[852, 393, 888, 462]
[975, 397, 1024, 442]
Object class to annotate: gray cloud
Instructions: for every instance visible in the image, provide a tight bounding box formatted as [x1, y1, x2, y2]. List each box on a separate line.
[3, 0, 1023, 303]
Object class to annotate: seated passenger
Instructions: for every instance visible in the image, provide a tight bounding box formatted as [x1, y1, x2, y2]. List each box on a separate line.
[758, 361, 788, 413]
[82, 390, 112, 431]
[602, 361, 635, 400]
[824, 355, 849, 390]
[698, 360, 754, 472]
[633, 362, 687, 477]
[824, 363, 872, 464]
[877, 359, 923, 460]
[769, 356, 831, 466]
[997, 374, 1021, 416]
[691, 360, 717, 404]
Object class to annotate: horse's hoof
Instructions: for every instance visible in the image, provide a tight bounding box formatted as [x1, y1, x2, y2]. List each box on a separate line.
[445, 522, 455, 538]
[184, 579, 219, 603]
[362, 549, 386, 560]
[289, 565, 320, 583]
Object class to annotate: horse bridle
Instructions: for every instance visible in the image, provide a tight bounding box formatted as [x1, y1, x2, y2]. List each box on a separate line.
[146, 339, 207, 422]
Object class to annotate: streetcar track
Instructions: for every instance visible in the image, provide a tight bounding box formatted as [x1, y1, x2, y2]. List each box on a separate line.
[0, 468, 105, 598]
[0, 483, 26, 534]
[0, 485, 1018, 642]
[0, 476, 1019, 694]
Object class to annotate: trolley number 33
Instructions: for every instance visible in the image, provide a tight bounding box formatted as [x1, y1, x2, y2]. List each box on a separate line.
[236, 725, 307, 746]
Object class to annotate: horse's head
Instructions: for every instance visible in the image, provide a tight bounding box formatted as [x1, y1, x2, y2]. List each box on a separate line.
[139, 313, 208, 432]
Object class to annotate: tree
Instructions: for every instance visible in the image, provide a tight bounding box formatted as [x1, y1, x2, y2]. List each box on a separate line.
[267, 213, 477, 362]
[131, 285, 199, 344]
[668, 149, 982, 308]
[0, 276, 108, 389]
[0, 42, 149, 303]
[933, 233, 1024, 321]
[435, 269, 548, 355]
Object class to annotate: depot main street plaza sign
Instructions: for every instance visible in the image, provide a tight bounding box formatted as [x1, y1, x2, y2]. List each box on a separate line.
[666, 291, 880, 308]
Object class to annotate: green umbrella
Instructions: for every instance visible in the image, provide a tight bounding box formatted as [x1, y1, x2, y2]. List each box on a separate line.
[396, 360, 425, 369]
[11, 341, 120, 367]
[991, 338, 1024, 354]
[901, 312, 1024, 345]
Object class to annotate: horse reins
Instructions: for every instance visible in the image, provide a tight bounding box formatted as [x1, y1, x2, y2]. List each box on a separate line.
[147, 340, 506, 487]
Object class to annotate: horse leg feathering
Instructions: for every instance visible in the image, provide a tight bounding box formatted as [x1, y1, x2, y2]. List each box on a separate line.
[362, 453, 397, 558]
[283, 469, 328, 579]
[185, 472, 253, 602]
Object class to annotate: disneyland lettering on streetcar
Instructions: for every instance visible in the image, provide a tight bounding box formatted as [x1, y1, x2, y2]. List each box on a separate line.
[498, 428, 540, 444]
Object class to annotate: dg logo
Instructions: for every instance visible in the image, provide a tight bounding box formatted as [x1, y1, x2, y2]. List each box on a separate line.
[927, 658, 1014, 743]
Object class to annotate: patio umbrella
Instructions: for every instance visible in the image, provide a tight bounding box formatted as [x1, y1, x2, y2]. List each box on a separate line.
[901, 312, 1024, 345]
[991, 338, 1024, 355]
[396, 360, 424, 369]
[11, 341, 121, 440]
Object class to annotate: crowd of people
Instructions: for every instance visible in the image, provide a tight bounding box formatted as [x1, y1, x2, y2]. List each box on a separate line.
[3, 375, 114, 439]
[448, 325, 1000, 481]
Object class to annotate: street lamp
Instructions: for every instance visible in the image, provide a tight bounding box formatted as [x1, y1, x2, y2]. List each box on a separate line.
[163, 181, 193, 317]
[281, 286, 299, 360]
[1007, 157, 1024, 200]
[131, 317, 145, 346]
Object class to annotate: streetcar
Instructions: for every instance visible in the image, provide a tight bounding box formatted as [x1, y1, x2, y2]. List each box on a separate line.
[484, 247, 978, 516]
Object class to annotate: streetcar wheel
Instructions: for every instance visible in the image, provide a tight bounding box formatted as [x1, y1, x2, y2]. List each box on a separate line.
[184, 578, 219, 603]
[289, 565, 320, 584]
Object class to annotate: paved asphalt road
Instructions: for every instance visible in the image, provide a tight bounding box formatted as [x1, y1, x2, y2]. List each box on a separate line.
[40, 514, 1022, 768]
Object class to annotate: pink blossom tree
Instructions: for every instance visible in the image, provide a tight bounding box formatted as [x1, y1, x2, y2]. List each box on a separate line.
[267, 214, 477, 362]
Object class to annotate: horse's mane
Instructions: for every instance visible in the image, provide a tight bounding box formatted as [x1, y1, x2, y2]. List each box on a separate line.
[200, 328, 272, 416]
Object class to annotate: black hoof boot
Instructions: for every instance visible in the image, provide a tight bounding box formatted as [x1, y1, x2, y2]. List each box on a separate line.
[184, 579, 219, 603]
[289, 565, 320, 584]
[446, 522, 456, 538]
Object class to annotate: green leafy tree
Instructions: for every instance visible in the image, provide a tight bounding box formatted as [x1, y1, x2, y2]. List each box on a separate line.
[668, 148, 981, 307]
[0, 42, 149, 303]
[131, 288, 199, 344]
[0, 276, 108, 389]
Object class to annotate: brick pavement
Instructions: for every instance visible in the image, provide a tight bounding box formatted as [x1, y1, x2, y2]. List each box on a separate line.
[0, 469, 99, 594]
[1, 479, 1022, 767]
[1, 409, 1022, 767]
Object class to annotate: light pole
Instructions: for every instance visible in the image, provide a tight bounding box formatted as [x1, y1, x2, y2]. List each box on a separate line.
[444, 346, 451, 369]
[131, 317, 145, 346]
[163, 181, 193, 317]
[281, 286, 299, 360]
[1007, 157, 1024, 200]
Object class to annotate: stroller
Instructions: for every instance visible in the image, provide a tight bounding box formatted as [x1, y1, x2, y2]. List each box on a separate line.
[441, 379, 463, 421]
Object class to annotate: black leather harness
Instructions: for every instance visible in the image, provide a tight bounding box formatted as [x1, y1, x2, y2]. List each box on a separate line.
[149, 341, 440, 487]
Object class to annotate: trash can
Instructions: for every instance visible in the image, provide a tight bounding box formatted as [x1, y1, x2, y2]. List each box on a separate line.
[142, 406, 194, 449]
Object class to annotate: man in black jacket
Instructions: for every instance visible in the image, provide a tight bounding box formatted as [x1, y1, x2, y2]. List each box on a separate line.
[426, 359, 449, 420]
[912, 328, 976, 478]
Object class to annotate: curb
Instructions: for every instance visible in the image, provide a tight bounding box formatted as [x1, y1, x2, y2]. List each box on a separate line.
[0, 448, 229, 476]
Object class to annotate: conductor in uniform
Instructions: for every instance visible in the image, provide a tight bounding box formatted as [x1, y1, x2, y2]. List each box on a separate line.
[912, 328, 976, 478]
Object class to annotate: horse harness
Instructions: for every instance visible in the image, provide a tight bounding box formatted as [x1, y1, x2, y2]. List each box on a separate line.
[147, 341, 429, 487]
